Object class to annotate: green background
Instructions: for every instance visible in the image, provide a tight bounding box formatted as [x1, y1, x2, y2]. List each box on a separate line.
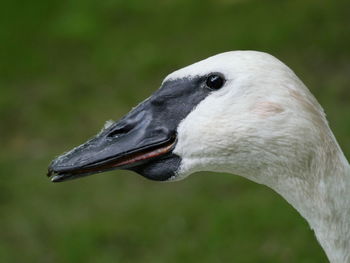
[1, 0, 349, 262]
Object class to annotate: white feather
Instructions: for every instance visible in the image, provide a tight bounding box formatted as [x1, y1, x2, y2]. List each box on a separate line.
[169, 51, 350, 263]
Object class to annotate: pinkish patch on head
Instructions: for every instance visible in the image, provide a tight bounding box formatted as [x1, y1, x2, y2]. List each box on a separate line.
[252, 101, 284, 117]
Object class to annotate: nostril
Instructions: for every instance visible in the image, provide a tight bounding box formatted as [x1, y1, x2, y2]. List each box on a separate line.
[107, 124, 134, 138]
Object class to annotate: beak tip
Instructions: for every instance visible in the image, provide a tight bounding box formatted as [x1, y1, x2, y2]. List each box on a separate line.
[47, 165, 62, 182]
[47, 168, 53, 178]
[51, 176, 60, 183]
[50, 172, 75, 183]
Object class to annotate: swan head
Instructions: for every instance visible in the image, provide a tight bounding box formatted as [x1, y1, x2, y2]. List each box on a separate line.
[48, 51, 333, 188]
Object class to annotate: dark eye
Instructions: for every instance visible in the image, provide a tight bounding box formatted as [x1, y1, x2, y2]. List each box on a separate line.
[206, 74, 225, 90]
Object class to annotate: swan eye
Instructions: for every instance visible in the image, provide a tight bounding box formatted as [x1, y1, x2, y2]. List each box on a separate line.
[205, 74, 225, 90]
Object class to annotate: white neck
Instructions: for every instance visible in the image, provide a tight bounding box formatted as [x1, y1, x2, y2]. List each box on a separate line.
[310, 166, 350, 263]
[169, 51, 350, 262]
[261, 144, 350, 262]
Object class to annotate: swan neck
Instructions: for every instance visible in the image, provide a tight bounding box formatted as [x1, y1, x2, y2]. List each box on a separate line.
[312, 165, 350, 263]
[276, 153, 350, 263]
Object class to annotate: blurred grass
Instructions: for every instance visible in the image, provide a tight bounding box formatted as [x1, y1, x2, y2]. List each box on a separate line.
[1, 0, 349, 262]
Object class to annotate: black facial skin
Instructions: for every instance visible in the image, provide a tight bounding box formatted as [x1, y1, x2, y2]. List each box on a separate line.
[47, 74, 225, 182]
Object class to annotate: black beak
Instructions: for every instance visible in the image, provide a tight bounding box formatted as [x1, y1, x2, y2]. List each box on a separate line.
[47, 98, 178, 182]
[47, 76, 213, 182]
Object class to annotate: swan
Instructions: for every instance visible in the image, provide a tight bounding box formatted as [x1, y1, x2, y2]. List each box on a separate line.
[47, 51, 350, 262]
